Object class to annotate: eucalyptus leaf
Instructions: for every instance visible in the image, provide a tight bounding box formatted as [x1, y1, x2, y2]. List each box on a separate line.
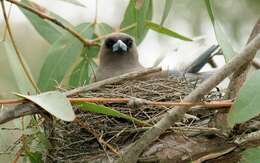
[146, 21, 192, 41]
[160, 0, 173, 25]
[15, 91, 75, 121]
[77, 102, 149, 126]
[228, 70, 260, 127]
[241, 147, 260, 163]
[38, 23, 95, 91]
[120, 0, 153, 45]
[20, 0, 73, 44]
[0, 41, 35, 94]
[69, 57, 97, 87]
[204, 0, 236, 62]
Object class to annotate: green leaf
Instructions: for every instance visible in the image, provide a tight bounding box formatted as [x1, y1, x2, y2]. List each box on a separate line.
[146, 21, 193, 41]
[160, 0, 173, 25]
[241, 147, 260, 163]
[15, 91, 75, 121]
[25, 151, 43, 163]
[38, 23, 95, 91]
[55, 0, 86, 7]
[204, 0, 236, 62]
[95, 23, 113, 36]
[69, 57, 97, 87]
[77, 102, 149, 126]
[228, 70, 260, 127]
[20, 0, 73, 44]
[0, 41, 35, 94]
[120, 0, 153, 45]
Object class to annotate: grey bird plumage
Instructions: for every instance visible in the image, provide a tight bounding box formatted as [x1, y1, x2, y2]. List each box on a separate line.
[95, 33, 144, 81]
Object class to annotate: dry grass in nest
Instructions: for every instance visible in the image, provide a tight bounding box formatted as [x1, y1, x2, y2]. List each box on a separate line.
[47, 76, 223, 162]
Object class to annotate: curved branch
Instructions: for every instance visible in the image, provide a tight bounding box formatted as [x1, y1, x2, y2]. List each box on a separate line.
[0, 103, 40, 124]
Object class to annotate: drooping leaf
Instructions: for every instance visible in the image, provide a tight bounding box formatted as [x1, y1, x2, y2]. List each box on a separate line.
[38, 23, 95, 91]
[146, 21, 192, 41]
[228, 70, 260, 127]
[55, 0, 86, 7]
[15, 91, 75, 121]
[0, 41, 35, 94]
[160, 0, 173, 25]
[69, 57, 97, 87]
[241, 147, 260, 163]
[77, 102, 149, 126]
[120, 0, 153, 45]
[204, 0, 236, 62]
[20, 0, 73, 44]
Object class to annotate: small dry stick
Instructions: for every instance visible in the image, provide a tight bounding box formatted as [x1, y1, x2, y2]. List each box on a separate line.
[193, 147, 236, 163]
[74, 118, 120, 155]
[0, 97, 233, 108]
[65, 67, 162, 96]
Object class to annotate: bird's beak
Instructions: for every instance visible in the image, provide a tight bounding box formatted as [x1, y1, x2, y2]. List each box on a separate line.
[112, 40, 127, 53]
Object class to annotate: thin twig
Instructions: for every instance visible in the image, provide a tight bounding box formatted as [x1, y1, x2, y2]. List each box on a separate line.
[2, 3, 12, 41]
[94, 0, 98, 24]
[0, 97, 233, 108]
[65, 67, 162, 96]
[1, 0, 40, 93]
[235, 130, 260, 145]
[193, 147, 236, 163]
[74, 118, 120, 155]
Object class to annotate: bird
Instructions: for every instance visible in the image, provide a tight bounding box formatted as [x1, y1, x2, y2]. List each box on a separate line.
[94, 33, 144, 81]
[94, 33, 219, 82]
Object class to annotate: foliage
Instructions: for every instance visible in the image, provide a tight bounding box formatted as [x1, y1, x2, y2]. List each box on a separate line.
[77, 102, 149, 126]
[204, 0, 236, 62]
[228, 70, 260, 127]
[15, 91, 75, 121]
[0, 0, 260, 162]
[241, 147, 260, 163]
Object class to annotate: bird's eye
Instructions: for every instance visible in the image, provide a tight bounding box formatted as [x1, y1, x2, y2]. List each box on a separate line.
[105, 39, 116, 48]
[124, 38, 133, 48]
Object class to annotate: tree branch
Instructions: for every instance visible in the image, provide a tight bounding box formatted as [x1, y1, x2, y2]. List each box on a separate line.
[226, 17, 260, 98]
[115, 34, 260, 163]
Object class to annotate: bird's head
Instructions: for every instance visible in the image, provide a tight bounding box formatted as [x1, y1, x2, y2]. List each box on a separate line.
[102, 33, 135, 55]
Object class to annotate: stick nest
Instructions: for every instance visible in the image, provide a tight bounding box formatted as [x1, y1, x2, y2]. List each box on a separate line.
[46, 76, 223, 162]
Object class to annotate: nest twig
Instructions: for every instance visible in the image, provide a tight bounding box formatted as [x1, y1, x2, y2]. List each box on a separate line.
[47, 75, 223, 162]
